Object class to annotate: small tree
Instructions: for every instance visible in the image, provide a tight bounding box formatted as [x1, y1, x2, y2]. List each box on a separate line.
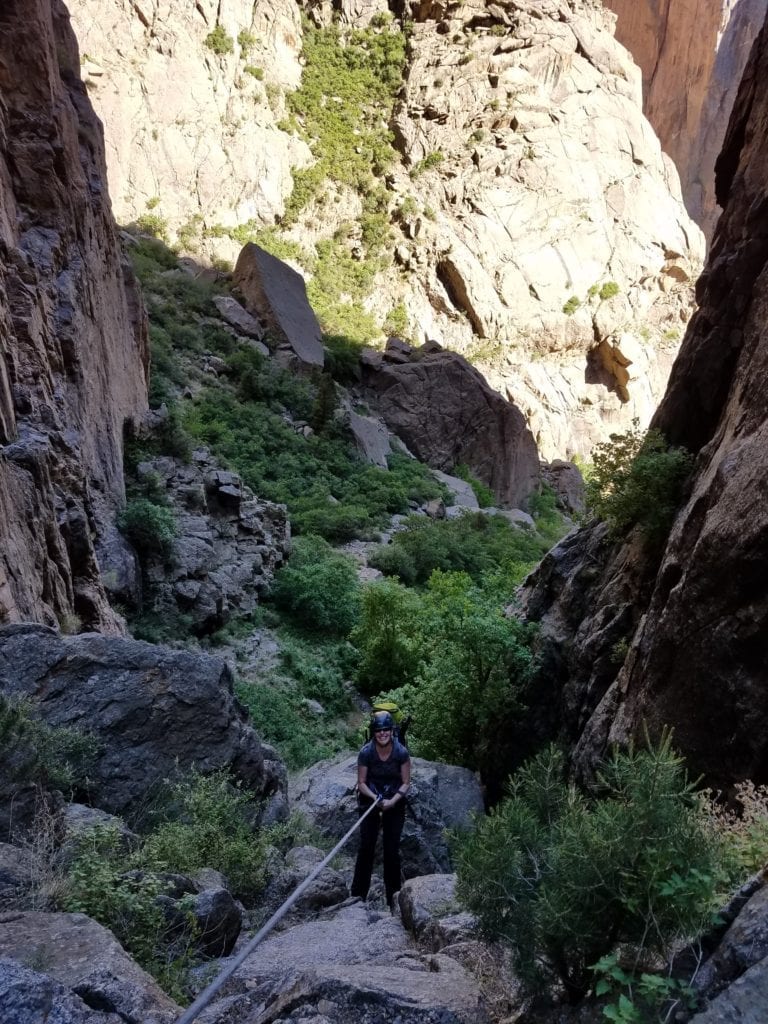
[118, 498, 177, 560]
[456, 736, 723, 1006]
[585, 423, 692, 542]
[271, 534, 360, 635]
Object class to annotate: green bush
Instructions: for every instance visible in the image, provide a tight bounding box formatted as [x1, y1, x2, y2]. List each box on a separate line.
[599, 281, 620, 300]
[382, 571, 535, 779]
[271, 535, 361, 635]
[205, 24, 234, 55]
[0, 694, 98, 795]
[351, 578, 423, 695]
[140, 770, 269, 899]
[456, 738, 723, 1004]
[562, 295, 581, 315]
[585, 423, 693, 541]
[118, 499, 177, 559]
[367, 512, 550, 587]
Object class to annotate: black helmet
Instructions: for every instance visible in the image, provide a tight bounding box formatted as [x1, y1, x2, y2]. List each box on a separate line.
[371, 711, 394, 733]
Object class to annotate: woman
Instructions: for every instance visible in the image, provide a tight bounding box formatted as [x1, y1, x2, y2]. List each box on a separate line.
[350, 710, 411, 911]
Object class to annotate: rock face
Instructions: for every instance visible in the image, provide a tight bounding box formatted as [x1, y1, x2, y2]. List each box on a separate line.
[136, 449, 290, 633]
[0, 0, 149, 631]
[0, 913, 180, 1024]
[199, 901, 488, 1024]
[606, 0, 768, 240]
[68, 0, 310, 238]
[0, 624, 286, 823]
[363, 346, 540, 508]
[519, 12, 768, 790]
[66, 0, 703, 461]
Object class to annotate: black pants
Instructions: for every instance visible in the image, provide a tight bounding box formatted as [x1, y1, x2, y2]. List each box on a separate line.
[350, 800, 406, 908]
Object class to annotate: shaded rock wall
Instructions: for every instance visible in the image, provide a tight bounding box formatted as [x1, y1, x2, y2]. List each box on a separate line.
[0, 0, 148, 631]
[520, 14, 768, 790]
[606, 0, 768, 240]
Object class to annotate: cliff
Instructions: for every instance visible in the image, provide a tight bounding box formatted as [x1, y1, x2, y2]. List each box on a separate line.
[66, 0, 703, 461]
[0, 0, 148, 630]
[521, 12, 768, 790]
[606, 0, 768, 241]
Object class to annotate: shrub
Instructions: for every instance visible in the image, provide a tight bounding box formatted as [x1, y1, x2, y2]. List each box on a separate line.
[0, 694, 98, 795]
[271, 535, 361, 635]
[244, 64, 264, 79]
[237, 29, 258, 52]
[599, 281, 620, 300]
[409, 151, 444, 178]
[456, 737, 723, 1004]
[382, 571, 535, 780]
[140, 769, 269, 899]
[205, 24, 234, 55]
[351, 578, 423, 695]
[454, 464, 494, 507]
[562, 295, 580, 315]
[118, 498, 177, 559]
[585, 423, 692, 541]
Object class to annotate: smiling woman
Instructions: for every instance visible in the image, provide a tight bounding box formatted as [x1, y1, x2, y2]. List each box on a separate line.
[350, 710, 411, 911]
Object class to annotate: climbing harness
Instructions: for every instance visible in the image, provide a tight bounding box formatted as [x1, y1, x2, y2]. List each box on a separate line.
[173, 794, 382, 1024]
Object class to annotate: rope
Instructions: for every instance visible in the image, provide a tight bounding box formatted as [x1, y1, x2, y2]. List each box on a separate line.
[174, 795, 382, 1024]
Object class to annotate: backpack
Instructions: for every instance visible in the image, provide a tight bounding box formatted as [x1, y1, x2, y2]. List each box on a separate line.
[365, 699, 411, 747]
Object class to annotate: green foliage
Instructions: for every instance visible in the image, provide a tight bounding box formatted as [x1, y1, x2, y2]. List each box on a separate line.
[599, 281, 620, 301]
[351, 578, 423, 695]
[283, 22, 406, 221]
[383, 301, 409, 339]
[323, 333, 365, 383]
[244, 64, 264, 79]
[310, 372, 338, 434]
[562, 295, 581, 315]
[236, 676, 354, 770]
[61, 827, 176, 976]
[186, 381, 442, 542]
[382, 571, 535, 777]
[367, 511, 552, 587]
[409, 151, 444, 178]
[0, 694, 98, 795]
[134, 213, 169, 242]
[456, 737, 723, 1002]
[454, 464, 494, 507]
[237, 29, 258, 52]
[271, 535, 361, 635]
[585, 423, 693, 541]
[140, 770, 269, 899]
[118, 498, 177, 560]
[205, 24, 234, 55]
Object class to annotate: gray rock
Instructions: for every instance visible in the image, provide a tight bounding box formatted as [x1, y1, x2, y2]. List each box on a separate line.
[0, 626, 286, 820]
[0, 913, 180, 1023]
[212, 295, 265, 341]
[196, 901, 488, 1023]
[0, 957, 121, 1024]
[234, 244, 324, 368]
[0, 844, 34, 903]
[61, 804, 138, 858]
[542, 459, 585, 514]
[363, 349, 539, 509]
[399, 875, 478, 953]
[693, 884, 768, 999]
[192, 888, 243, 958]
[347, 409, 391, 468]
[689, 955, 768, 1023]
[431, 470, 479, 510]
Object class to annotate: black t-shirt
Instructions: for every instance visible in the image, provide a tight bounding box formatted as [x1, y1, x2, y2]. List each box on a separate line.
[358, 739, 410, 798]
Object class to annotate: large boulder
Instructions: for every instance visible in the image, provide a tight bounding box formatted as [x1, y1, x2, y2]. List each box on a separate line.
[362, 347, 540, 509]
[0, 624, 285, 822]
[0, 913, 180, 1024]
[289, 754, 484, 879]
[234, 243, 324, 368]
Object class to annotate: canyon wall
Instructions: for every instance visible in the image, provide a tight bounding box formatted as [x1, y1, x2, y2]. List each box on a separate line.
[0, 0, 148, 630]
[67, 0, 703, 461]
[521, 13, 768, 789]
[606, 0, 768, 240]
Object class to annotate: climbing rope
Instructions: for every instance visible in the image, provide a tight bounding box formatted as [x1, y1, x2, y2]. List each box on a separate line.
[174, 795, 382, 1024]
